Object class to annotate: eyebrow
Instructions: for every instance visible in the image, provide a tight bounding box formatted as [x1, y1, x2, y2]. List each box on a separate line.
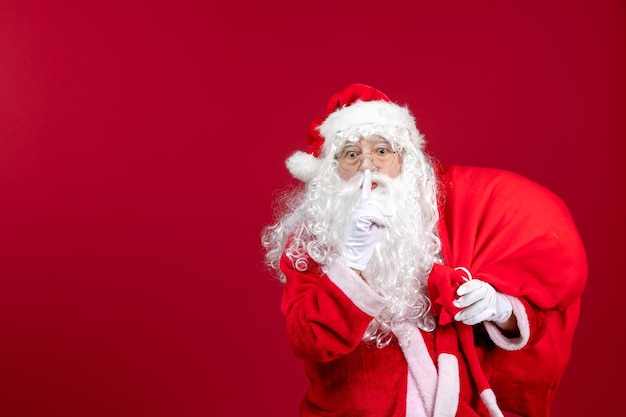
[368, 136, 392, 145]
[340, 136, 392, 151]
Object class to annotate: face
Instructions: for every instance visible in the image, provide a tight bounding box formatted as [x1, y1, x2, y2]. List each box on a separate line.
[336, 136, 402, 181]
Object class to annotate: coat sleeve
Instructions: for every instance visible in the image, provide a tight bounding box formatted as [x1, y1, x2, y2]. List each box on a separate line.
[279, 254, 388, 363]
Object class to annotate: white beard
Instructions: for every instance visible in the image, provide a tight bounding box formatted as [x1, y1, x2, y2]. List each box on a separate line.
[319, 170, 440, 346]
[263, 149, 442, 347]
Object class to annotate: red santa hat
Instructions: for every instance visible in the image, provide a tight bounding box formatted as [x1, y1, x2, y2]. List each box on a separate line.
[286, 83, 425, 182]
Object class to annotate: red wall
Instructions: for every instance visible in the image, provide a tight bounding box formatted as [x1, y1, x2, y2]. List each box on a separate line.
[0, 1, 623, 416]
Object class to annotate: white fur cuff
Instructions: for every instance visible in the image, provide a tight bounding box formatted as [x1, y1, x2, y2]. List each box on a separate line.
[483, 295, 530, 351]
[325, 259, 387, 317]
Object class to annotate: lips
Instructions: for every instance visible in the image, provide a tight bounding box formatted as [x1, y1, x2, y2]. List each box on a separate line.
[359, 181, 378, 190]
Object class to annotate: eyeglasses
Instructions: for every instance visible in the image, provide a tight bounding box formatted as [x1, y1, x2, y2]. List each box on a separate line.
[336, 143, 397, 171]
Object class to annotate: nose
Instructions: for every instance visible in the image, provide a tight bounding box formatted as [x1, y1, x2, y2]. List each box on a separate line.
[358, 153, 377, 171]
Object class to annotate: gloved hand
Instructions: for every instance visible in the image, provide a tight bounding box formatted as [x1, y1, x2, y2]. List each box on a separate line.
[453, 279, 512, 325]
[340, 170, 391, 271]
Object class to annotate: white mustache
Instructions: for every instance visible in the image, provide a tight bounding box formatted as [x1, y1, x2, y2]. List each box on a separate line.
[362, 172, 393, 190]
[340, 171, 394, 191]
[335, 172, 395, 208]
[341, 173, 393, 195]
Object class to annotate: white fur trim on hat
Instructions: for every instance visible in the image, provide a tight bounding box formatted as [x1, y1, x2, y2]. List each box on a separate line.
[285, 150, 322, 183]
[318, 100, 423, 156]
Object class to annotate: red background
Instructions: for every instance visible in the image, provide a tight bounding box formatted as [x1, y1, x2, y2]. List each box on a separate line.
[0, 1, 624, 416]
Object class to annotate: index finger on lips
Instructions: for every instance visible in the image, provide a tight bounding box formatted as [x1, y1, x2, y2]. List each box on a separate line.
[360, 169, 372, 201]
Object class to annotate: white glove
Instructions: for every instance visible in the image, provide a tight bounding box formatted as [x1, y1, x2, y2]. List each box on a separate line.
[340, 170, 391, 271]
[453, 279, 512, 325]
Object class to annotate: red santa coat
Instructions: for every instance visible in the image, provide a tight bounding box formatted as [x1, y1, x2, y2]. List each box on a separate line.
[279, 165, 587, 417]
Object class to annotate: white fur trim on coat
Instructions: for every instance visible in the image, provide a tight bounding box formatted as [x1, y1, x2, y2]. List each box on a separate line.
[433, 353, 460, 417]
[395, 322, 438, 417]
[325, 259, 388, 317]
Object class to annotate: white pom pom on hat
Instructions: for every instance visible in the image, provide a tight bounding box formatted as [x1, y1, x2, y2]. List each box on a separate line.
[286, 83, 424, 182]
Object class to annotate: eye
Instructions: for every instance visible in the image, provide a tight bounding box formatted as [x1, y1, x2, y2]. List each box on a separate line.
[376, 146, 392, 155]
[342, 148, 361, 160]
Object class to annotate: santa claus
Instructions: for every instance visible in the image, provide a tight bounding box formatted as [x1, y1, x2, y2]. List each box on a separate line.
[261, 84, 587, 417]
